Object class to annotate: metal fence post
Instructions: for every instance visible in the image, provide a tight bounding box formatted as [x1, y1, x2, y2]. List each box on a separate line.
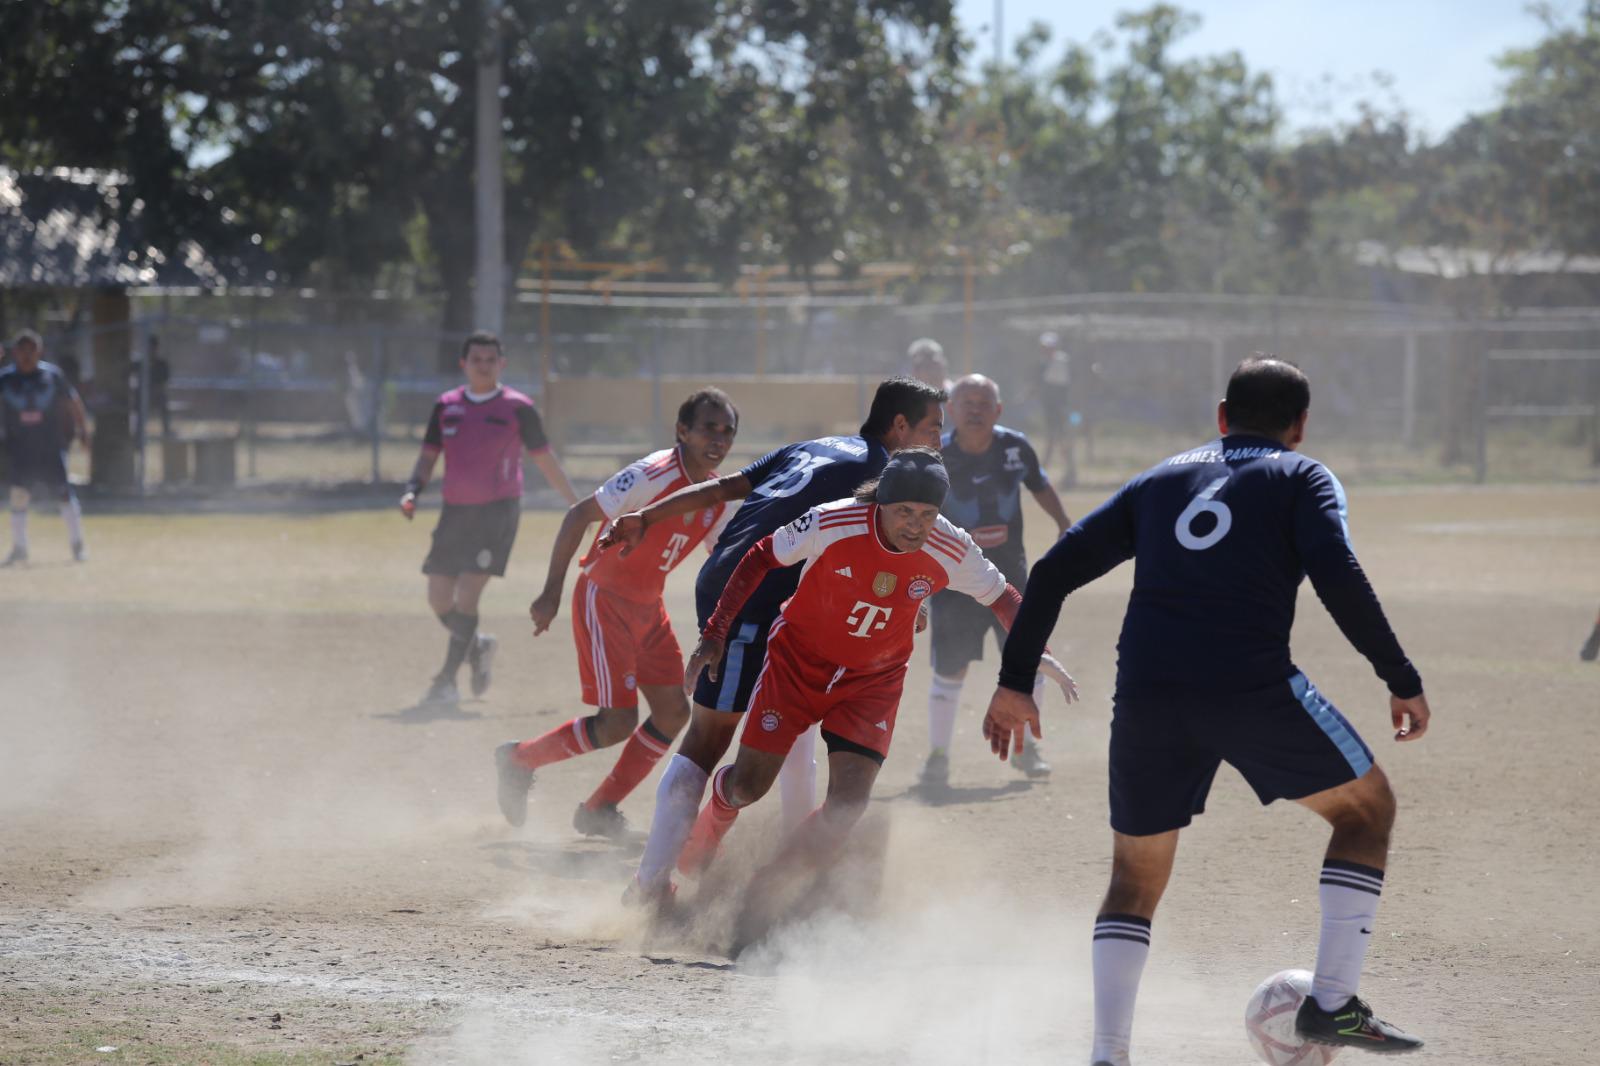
[1474, 343, 1489, 484]
[1402, 332, 1418, 447]
[370, 329, 385, 485]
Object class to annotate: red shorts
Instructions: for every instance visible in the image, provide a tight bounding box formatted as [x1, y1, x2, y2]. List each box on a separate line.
[738, 620, 908, 761]
[571, 573, 683, 708]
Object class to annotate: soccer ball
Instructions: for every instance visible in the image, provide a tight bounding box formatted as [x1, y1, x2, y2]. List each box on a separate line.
[1244, 969, 1342, 1065]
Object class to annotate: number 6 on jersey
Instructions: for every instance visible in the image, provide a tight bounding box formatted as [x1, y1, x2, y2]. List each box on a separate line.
[1175, 476, 1232, 550]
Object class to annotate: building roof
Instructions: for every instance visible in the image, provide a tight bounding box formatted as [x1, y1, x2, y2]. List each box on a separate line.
[0, 166, 264, 290]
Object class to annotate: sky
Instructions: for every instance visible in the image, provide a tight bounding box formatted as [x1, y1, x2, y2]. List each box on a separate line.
[952, 0, 1574, 140]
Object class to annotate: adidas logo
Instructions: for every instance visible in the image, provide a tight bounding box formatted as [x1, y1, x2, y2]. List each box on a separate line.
[835, 566, 853, 577]
[875, 720, 888, 730]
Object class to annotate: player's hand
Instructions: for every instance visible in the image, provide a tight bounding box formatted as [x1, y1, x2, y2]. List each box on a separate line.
[982, 686, 1041, 762]
[915, 601, 930, 634]
[399, 491, 417, 520]
[597, 512, 647, 556]
[529, 589, 561, 635]
[1392, 691, 1430, 742]
[684, 635, 726, 695]
[1037, 654, 1079, 704]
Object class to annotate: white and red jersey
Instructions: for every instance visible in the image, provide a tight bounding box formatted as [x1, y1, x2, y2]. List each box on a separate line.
[579, 447, 731, 604]
[733, 500, 1006, 674]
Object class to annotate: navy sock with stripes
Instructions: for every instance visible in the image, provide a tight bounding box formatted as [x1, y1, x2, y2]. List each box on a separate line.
[1091, 913, 1152, 1066]
[1312, 859, 1385, 1011]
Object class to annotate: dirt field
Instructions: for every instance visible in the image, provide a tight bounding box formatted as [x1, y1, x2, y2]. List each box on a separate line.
[2, 485, 1597, 1065]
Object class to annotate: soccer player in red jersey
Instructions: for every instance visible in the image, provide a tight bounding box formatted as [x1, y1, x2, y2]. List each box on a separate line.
[654, 448, 1077, 939]
[400, 331, 578, 708]
[494, 390, 739, 838]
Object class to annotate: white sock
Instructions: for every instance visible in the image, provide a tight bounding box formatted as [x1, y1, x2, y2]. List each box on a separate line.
[1312, 860, 1384, 1010]
[9, 487, 29, 553]
[636, 754, 709, 890]
[1091, 913, 1151, 1066]
[63, 493, 84, 548]
[777, 724, 818, 834]
[927, 673, 963, 754]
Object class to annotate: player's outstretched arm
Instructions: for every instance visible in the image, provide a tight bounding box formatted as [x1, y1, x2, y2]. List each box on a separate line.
[530, 495, 604, 635]
[1392, 691, 1430, 742]
[67, 391, 92, 451]
[400, 450, 439, 520]
[986, 583, 1079, 703]
[599, 472, 753, 555]
[529, 447, 580, 506]
[982, 687, 1041, 762]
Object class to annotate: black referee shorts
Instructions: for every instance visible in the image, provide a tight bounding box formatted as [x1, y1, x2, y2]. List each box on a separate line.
[422, 498, 521, 577]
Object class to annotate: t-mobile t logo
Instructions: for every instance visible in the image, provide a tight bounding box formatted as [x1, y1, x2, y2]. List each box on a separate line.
[846, 601, 893, 638]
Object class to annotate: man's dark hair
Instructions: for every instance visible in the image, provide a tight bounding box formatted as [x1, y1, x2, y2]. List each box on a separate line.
[676, 387, 739, 430]
[459, 330, 503, 358]
[860, 376, 945, 438]
[1223, 355, 1310, 435]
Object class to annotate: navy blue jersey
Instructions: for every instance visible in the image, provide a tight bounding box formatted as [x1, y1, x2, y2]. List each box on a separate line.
[695, 435, 889, 624]
[939, 425, 1046, 579]
[999, 434, 1421, 700]
[0, 362, 78, 462]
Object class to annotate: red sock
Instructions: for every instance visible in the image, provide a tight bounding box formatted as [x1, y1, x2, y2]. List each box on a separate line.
[513, 717, 596, 771]
[584, 721, 673, 810]
[678, 766, 741, 875]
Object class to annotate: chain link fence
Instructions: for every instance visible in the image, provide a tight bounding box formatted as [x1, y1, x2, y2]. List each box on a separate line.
[29, 290, 1600, 495]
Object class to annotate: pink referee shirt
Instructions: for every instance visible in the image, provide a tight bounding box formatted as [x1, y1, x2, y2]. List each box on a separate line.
[422, 385, 549, 505]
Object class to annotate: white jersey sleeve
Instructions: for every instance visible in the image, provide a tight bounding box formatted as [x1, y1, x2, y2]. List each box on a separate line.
[771, 506, 827, 567]
[929, 516, 1008, 605]
[593, 449, 674, 520]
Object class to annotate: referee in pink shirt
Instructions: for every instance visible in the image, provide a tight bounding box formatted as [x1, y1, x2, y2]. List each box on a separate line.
[401, 331, 578, 707]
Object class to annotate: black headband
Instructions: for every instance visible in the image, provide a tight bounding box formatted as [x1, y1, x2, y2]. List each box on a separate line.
[877, 451, 949, 508]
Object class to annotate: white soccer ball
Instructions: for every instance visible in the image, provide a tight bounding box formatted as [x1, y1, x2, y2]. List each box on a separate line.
[1244, 969, 1342, 1065]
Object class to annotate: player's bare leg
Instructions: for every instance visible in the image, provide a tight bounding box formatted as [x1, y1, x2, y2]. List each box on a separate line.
[731, 748, 881, 954]
[1291, 764, 1421, 1051]
[631, 705, 742, 899]
[1088, 829, 1179, 1066]
[573, 683, 689, 839]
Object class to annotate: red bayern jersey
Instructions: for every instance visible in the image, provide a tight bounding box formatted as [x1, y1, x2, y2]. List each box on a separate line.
[579, 447, 732, 604]
[768, 500, 1006, 672]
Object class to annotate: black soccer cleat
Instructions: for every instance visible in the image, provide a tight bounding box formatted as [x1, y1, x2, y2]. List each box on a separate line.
[468, 633, 498, 697]
[494, 741, 534, 827]
[572, 801, 629, 840]
[1295, 995, 1424, 1053]
[916, 751, 950, 795]
[1010, 742, 1053, 778]
[1581, 624, 1600, 662]
[1, 546, 27, 568]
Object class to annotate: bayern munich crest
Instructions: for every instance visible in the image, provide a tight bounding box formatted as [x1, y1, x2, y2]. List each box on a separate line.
[906, 577, 933, 600]
[760, 710, 781, 732]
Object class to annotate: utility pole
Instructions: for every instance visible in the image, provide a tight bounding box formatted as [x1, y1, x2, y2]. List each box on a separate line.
[474, 0, 506, 337]
[994, 0, 1003, 67]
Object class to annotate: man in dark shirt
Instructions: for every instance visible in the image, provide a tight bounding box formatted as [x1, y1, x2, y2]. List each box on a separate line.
[920, 374, 1070, 791]
[986, 357, 1431, 1062]
[594, 377, 947, 903]
[1, 330, 92, 565]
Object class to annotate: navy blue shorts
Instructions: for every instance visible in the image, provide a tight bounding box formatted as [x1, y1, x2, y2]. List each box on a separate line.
[691, 607, 779, 714]
[7, 448, 70, 494]
[1109, 672, 1375, 837]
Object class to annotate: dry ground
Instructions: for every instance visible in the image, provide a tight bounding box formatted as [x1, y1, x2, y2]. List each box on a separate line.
[2, 485, 1597, 1065]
